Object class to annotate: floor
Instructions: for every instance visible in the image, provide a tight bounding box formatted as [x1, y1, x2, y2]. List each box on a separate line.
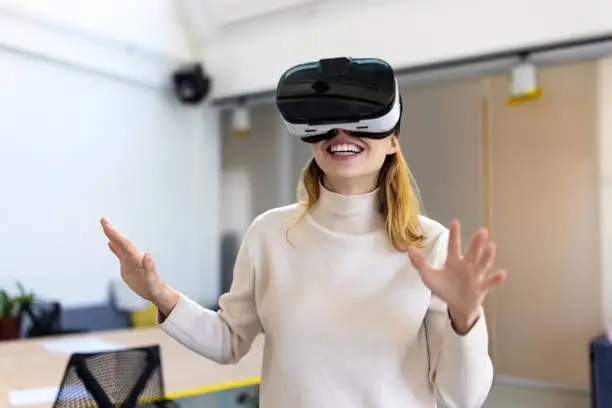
[152, 382, 591, 408]
[481, 382, 590, 408]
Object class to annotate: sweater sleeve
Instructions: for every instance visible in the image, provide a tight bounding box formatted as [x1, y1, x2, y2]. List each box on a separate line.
[156, 228, 263, 365]
[425, 229, 494, 408]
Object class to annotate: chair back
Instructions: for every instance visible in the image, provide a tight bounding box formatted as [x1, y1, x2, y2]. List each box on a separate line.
[24, 300, 62, 337]
[52, 345, 166, 408]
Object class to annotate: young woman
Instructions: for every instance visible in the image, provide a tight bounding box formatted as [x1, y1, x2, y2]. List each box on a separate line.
[101, 58, 506, 408]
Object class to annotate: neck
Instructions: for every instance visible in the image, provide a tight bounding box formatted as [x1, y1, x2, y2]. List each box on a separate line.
[322, 175, 378, 196]
[309, 182, 384, 235]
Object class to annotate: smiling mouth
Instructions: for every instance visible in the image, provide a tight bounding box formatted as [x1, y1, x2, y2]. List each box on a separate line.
[327, 143, 364, 156]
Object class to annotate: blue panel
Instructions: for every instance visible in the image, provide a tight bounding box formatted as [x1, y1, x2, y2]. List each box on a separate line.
[61, 304, 129, 332]
[591, 334, 612, 408]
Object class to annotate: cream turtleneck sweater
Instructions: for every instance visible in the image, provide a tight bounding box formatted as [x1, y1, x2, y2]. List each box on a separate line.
[158, 185, 494, 408]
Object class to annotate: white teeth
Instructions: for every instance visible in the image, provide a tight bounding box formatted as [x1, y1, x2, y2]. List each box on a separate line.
[329, 144, 363, 154]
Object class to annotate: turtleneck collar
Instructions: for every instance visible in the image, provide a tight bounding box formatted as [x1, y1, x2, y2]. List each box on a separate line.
[308, 182, 384, 235]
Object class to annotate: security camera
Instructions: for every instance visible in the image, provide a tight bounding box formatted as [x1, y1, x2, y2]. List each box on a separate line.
[172, 62, 211, 105]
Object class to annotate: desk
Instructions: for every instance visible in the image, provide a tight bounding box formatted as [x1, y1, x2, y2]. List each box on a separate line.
[0, 328, 264, 408]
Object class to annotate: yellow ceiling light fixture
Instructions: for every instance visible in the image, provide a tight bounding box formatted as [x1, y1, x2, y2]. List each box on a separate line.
[507, 57, 542, 105]
[232, 99, 251, 138]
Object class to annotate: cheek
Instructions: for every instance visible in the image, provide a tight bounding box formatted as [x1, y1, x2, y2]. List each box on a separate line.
[364, 142, 390, 160]
[373, 135, 399, 156]
[364, 149, 389, 169]
[361, 141, 393, 167]
[311, 142, 325, 160]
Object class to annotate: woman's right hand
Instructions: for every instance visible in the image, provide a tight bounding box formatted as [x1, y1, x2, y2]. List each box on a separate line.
[100, 218, 179, 316]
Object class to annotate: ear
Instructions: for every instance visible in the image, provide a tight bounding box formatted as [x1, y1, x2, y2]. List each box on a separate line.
[387, 134, 400, 154]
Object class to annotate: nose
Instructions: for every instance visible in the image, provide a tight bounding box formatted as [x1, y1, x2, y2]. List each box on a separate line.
[332, 129, 352, 138]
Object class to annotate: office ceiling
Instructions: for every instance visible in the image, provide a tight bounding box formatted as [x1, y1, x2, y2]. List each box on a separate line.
[202, 0, 329, 28]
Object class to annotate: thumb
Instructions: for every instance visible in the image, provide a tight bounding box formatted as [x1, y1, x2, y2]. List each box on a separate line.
[407, 246, 441, 291]
[142, 253, 156, 274]
[407, 246, 429, 272]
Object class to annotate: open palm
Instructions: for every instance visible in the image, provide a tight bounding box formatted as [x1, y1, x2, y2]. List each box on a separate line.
[100, 218, 164, 302]
[407, 220, 506, 321]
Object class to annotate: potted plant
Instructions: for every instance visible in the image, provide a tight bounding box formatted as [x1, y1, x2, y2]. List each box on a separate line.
[0, 282, 34, 340]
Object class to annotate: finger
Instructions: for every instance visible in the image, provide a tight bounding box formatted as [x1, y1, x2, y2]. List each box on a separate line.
[100, 218, 116, 239]
[483, 269, 507, 289]
[107, 241, 121, 259]
[475, 242, 497, 273]
[464, 228, 488, 263]
[143, 253, 156, 275]
[101, 219, 140, 258]
[101, 218, 120, 243]
[446, 220, 462, 263]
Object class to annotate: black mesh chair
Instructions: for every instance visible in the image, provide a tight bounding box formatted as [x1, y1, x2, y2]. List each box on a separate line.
[52, 345, 176, 408]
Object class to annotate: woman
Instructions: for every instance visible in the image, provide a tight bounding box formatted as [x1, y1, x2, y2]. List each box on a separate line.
[101, 58, 506, 408]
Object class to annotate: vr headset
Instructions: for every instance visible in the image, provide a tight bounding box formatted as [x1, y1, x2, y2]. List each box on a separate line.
[276, 57, 402, 143]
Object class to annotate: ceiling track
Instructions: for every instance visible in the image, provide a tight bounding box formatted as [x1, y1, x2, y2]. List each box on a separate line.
[212, 31, 612, 109]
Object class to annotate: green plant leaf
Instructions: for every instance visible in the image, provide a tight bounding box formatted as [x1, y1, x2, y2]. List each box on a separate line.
[0, 283, 35, 318]
[0, 290, 15, 318]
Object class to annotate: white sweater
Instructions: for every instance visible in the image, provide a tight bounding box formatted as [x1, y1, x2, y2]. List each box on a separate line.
[158, 185, 494, 408]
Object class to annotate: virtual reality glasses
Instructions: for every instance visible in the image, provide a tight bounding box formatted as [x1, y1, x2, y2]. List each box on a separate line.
[276, 57, 402, 143]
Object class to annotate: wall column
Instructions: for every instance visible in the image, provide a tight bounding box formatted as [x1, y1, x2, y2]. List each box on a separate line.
[597, 57, 612, 329]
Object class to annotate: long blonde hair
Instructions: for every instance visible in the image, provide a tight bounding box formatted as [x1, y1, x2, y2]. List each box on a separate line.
[287, 149, 425, 251]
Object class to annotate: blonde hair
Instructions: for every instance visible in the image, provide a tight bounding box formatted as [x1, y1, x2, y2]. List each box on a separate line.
[287, 148, 425, 251]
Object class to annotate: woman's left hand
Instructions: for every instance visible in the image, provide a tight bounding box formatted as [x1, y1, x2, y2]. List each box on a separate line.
[407, 220, 507, 334]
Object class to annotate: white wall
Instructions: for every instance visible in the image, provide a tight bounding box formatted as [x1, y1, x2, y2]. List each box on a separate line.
[0, 0, 199, 89]
[0, 3, 220, 308]
[202, 0, 612, 98]
[0, 0, 192, 56]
